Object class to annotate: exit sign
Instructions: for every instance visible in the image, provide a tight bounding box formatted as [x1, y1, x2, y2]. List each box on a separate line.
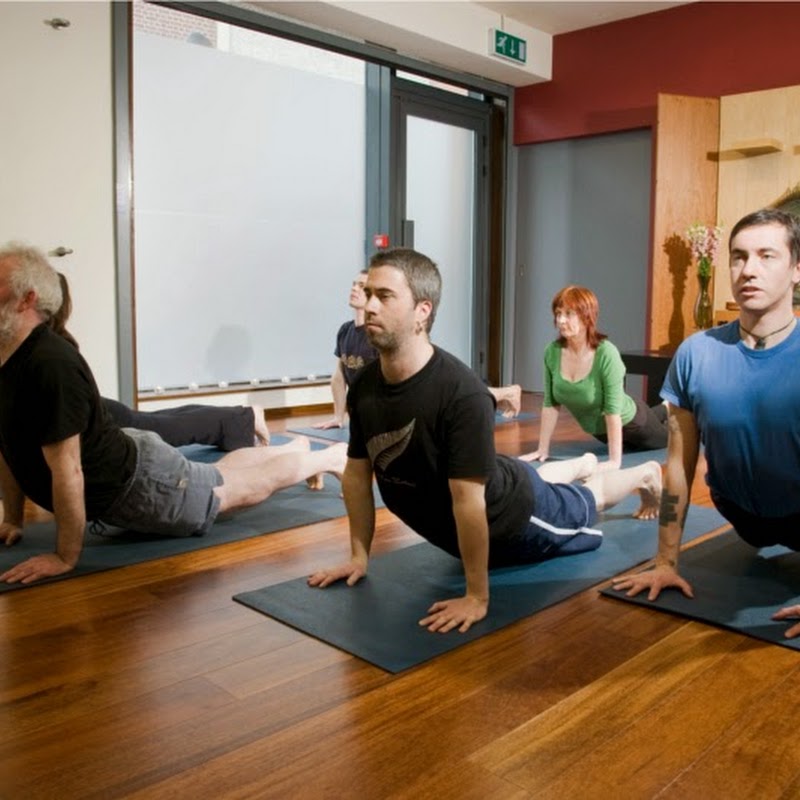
[490, 29, 527, 64]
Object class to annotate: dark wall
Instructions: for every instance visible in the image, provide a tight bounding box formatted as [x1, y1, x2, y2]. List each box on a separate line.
[514, 2, 800, 145]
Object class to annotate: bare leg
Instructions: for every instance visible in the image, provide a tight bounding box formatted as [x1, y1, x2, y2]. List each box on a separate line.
[214, 441, 348, 514]
[219, 436, 329, 491]
[534, 452, 598, 484]
[250, 406, 270, 446]
[216, 435, 307, 468]
[583, 460, 662, 520]
[489, 385, 522, 418]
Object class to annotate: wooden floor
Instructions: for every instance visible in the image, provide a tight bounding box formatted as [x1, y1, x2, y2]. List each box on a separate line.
[2, 394, 799, 799]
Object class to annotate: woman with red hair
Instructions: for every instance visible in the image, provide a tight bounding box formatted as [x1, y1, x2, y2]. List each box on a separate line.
[523, 285, 667, 468]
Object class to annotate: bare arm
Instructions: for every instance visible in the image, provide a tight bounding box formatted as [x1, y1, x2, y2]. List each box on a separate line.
[655, 404, 700, 569]
[419, 477, 489, 633]
[330, 362, 347, 426]
[308, 456, 374, 587]
[0, 450, 25, 545]
[520, 405, 560, 462]
[313, 360, 348, 429]
[612, 403, 699, 599]
[342, 456, 376, 566]
[0, 434, 86, 584]
[604, 412, 624, 469]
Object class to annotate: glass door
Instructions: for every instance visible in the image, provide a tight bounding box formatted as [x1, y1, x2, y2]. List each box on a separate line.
[392, 80, 490, 373]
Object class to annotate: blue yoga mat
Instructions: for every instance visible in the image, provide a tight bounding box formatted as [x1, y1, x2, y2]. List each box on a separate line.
[0, 435, 345, 594]
[288, 412, 539, 444]
[233, 496, 726, 673]
[600, 529, 800, 652]
[287, 426, 350, 443]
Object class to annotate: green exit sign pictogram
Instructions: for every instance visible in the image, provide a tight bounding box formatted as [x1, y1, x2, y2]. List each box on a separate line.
[490, 29, 527, 64]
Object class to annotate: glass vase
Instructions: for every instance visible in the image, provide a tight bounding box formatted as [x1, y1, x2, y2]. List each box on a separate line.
[693, 273, 713, 330]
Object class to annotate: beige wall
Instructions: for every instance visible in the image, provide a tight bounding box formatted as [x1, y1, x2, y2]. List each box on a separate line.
[0, 2, 118, 395]
[716, 85, 800, 308]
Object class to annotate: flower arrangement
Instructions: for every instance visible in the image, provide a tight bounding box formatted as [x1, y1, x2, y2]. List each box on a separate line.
[686, 223, 724, 279]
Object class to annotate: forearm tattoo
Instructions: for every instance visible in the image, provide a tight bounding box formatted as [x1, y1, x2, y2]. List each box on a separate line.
[659, 491, 688, 527]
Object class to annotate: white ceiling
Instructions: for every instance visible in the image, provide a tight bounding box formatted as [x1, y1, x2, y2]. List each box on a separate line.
[245, 1, 695, 86]
[475, 1, 692, 35]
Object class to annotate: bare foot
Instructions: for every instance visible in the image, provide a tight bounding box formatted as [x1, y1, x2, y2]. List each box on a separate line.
[306, 473, 325, 491]
[306, 442, 348, 491]
[325, 442, 348, 483]
[633, 461, 662, 520]
[503, 384, 522, 418]
[251, 406, 270, 446]
[491, 384, 522, 418]
[575, 452, 598, 482]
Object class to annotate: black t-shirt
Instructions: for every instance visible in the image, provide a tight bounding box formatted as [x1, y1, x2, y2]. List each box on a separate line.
[347, 347, 533, 560]
[0, 325, 136, 518]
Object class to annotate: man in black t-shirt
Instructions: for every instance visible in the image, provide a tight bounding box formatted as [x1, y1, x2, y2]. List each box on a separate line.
[309, 248, 662, 634]
[312, 269, 522, 431]
[0, 244, 347, 586]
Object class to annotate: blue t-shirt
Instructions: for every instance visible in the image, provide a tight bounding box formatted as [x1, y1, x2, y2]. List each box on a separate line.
[661, 321, 800, 517]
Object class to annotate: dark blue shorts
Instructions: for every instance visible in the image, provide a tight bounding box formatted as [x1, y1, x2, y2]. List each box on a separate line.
[492, 462, 601, 566]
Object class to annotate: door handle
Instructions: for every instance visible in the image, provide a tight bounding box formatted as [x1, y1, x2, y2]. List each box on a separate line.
[50, 246, 74, 257]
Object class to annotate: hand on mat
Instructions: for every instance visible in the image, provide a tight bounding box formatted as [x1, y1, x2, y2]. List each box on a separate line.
[308, 560, 366, 588]
[0, 553, 75, 585]
[771, 605, 800, 639]
[611, 564, 694, 601]
[312, 418, 344, 430]
[419, 594, 488, 634]
[518, 449, 548, 463]
[0, 521, 23, 547]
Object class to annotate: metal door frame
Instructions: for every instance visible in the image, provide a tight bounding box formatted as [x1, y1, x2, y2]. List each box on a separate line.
[390, 77, 492, 376]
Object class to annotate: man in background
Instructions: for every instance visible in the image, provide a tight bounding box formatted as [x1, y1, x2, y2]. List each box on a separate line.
[314, 270, 377, 430]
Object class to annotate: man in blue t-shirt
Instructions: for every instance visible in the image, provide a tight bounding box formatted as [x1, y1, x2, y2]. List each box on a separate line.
[613, 209, 800, 638]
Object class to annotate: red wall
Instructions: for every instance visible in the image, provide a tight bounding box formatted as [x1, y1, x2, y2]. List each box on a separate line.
[514, 2, 800, 145]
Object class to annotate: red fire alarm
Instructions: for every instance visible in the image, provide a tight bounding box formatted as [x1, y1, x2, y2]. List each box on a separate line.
[373, 233, 389, 249]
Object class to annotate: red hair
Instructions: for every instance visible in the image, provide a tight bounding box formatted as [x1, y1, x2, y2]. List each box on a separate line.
[551, 285, 607, 348]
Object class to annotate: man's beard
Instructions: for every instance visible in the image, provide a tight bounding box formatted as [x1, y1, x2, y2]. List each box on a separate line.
[366, 327, 399, 353]
[0, 304, 18, 345]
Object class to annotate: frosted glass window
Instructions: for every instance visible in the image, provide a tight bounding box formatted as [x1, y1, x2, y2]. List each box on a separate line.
[132, 21, 365, 391]
[406, 116, 475, 364]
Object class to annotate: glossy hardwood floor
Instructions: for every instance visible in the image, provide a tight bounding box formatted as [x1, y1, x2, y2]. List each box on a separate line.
[2, 394, 799, 799]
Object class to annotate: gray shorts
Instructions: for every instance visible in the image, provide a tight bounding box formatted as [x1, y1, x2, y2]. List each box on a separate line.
[101, 429, 223, 536]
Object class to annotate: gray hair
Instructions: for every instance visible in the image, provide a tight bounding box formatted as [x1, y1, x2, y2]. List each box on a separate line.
[0, 242, 62, 320]
[368, 247, 442, 332]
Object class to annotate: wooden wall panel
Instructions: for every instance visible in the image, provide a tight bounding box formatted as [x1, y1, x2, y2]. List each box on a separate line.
[650, 94, 719, 351]
[716, 85, 800, 308]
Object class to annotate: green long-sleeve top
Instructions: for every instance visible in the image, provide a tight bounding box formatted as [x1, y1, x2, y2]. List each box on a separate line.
[542, 339, 637, 435]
